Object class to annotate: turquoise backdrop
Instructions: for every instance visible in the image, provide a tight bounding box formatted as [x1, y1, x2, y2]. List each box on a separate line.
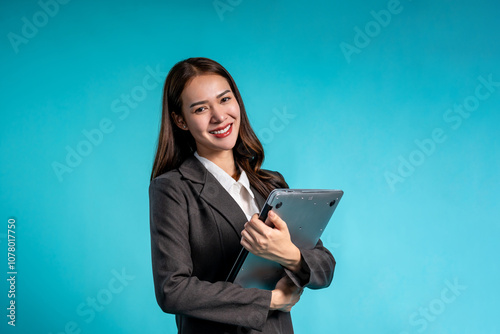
[1, 0, 499, 333]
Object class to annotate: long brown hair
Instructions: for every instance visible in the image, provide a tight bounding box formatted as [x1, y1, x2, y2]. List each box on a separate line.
[150, 57, 287, 198]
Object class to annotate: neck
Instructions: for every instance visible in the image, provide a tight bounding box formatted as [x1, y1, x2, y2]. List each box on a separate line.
[197, 150, 238, 178]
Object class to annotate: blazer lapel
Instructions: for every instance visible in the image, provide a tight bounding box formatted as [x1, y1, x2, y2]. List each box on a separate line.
[179, 156, 249, 238]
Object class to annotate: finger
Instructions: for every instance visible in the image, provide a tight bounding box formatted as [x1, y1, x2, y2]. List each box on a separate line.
[240, 236, 251, 251]
[240, 231, 256, 251]
[241, 228, 257, 245]
[243, 223, 262, 243]
[247, 215, 271, 236]
[267, 210, 288, 231]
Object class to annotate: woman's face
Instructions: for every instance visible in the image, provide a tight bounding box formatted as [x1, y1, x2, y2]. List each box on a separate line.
[177, 74, 241, 158]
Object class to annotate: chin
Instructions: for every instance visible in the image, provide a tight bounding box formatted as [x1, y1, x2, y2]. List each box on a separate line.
[218, 140, 238, 151]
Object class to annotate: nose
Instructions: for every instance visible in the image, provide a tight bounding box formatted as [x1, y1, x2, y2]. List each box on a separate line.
[211, 106, 226, 123]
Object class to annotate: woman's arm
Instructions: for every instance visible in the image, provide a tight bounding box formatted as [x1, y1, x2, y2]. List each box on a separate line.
[149, 177, 272, 331]
[270, 275, 303, 311]
[241, 210, 301, 270]
[241, 210, 336, 289]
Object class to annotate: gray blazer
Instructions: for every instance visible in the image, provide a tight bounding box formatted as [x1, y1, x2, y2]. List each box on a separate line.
[149, 155, 335, 333]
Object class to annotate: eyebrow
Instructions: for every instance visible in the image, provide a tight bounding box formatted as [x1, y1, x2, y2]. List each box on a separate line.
[189, 90, 231, 108]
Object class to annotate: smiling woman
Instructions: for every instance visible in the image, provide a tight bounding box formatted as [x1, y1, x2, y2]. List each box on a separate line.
[148, 57, 336, 334]
[172, 74, 241, 164]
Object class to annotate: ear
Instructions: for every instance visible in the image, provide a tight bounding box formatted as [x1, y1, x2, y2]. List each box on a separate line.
[171, 112, 188, 130]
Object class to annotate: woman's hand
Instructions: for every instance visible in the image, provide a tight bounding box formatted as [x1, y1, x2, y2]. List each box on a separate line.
[240, 210, 302, 272]
[270, 276, 303, 312]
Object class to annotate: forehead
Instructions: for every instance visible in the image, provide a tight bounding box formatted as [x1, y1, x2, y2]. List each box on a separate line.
[181, 74, 231, 103]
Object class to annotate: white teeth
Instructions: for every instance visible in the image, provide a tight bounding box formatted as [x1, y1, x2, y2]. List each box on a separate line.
[210, 124, 231, 134]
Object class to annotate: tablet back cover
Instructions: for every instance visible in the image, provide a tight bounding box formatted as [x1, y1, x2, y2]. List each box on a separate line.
[232, 189, 343, 290]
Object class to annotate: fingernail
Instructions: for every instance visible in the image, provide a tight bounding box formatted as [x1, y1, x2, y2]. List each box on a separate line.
[269, 210, 275, 218]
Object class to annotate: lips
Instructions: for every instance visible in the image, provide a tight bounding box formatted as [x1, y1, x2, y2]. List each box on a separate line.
[209, 123, 233, 138]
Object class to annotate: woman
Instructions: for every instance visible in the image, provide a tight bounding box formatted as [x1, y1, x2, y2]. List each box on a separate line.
[149, 57, 335, 333]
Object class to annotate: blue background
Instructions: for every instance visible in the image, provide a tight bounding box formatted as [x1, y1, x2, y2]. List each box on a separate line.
[1, 0, 499, 333]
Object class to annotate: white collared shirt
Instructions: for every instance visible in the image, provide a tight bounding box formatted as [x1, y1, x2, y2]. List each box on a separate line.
[194, 152, 260, 221]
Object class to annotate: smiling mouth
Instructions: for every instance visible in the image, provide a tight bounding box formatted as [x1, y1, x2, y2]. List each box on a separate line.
[209, 123, 232, 136]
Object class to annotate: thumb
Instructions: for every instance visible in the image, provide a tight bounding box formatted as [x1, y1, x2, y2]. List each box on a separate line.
[268, 210, 287, 231]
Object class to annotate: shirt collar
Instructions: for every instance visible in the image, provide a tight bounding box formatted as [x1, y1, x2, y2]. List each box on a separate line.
[194, 152, 255, 199]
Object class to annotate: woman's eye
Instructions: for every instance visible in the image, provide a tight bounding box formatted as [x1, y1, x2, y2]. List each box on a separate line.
[221, 96, 231, 103]
[194, 106, 206, 113]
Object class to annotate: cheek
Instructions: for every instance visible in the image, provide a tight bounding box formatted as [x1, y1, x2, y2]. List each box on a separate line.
[233, 110, 242, 135]
[185, 119, 206, 139]
[231, 103, 241, 120]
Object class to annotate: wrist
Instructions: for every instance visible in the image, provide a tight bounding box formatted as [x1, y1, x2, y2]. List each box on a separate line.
[270, 289, 282, 310]
[282, 246, 302, 272]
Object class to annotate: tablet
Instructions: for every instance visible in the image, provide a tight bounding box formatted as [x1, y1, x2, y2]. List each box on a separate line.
[226, 188, 343, 290]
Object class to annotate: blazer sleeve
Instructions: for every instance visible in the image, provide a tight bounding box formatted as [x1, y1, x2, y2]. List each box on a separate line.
[149, 177, 272, 331]
[284, 239, 336, 289]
